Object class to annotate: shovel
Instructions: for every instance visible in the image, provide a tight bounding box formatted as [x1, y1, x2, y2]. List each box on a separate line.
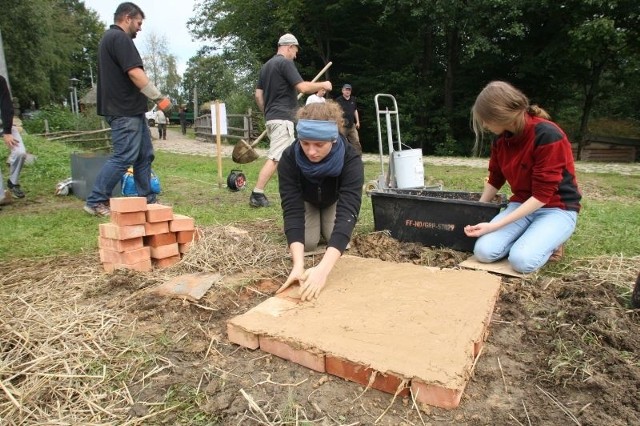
[232, 61, 333, 164]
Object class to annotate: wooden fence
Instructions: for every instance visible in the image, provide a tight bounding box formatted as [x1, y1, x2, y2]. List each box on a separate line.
[194, 109, 262, 143]
[573, 134, 640, 163]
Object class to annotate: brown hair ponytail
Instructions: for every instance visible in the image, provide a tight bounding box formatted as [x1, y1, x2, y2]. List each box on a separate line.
[471, 81, 548, 155]
[527, 105, 550, 119]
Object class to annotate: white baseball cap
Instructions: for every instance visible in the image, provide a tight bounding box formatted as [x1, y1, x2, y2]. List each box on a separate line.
[278, 33, 299, 47]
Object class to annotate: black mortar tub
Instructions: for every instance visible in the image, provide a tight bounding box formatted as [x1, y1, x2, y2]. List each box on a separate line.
[370, 189, 507, 252]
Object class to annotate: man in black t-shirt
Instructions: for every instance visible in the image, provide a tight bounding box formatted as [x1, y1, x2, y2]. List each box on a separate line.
[250, 33, 332, 208]
[84, 2, 171, 217]
[334, 84, 362, 155]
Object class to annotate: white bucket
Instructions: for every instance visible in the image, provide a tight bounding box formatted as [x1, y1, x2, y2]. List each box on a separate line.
[392, 149, 424, 189]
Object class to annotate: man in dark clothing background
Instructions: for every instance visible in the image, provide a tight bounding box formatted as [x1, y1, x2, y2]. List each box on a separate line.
[179, 107, 187, 135]
[335, 83, 362, 155]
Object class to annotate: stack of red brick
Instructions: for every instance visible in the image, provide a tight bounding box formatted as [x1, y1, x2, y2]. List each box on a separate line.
[98, 197, 197, 272]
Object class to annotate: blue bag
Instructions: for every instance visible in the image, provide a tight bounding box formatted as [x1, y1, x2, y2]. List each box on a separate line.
[121, 167, 161, 196]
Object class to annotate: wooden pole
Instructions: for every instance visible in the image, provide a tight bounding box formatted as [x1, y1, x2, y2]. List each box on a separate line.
[214, 100, 223, 188]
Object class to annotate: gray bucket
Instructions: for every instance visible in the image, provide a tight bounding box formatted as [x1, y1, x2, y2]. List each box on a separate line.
[70, 153, 121, 200]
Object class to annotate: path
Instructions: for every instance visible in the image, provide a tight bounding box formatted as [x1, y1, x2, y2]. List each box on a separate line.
[154, 127, 640, 175]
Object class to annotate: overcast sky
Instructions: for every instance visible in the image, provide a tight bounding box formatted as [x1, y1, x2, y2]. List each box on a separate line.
[83, 0, 204, 74]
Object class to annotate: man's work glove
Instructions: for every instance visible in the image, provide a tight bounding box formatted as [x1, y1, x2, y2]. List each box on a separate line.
[156, 97, 172, 112]
[141, 82, 172, 113]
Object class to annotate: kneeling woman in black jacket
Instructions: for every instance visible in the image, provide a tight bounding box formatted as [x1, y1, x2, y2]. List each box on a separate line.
[276, 101, 364, 301]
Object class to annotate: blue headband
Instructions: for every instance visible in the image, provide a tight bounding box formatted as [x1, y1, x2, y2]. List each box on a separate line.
[296, 119, 338, 142]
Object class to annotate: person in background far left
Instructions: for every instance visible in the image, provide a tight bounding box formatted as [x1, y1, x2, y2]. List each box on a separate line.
[0, 75, 27, 203]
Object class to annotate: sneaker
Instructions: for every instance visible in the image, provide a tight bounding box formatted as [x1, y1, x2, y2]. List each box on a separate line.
[84, 203, 111, 217]
[7, 180, 25, 198]
[249, 191, 270, 207]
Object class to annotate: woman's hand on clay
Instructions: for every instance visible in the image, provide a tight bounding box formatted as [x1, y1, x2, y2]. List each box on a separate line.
[276, 264, 306, 294]
[464, 222, 494, 238]
[299, 267, 329, 301]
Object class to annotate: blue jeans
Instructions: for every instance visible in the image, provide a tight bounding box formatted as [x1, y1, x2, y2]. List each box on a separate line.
[86, 114, 156, 206]
[473, 202, 578, 273]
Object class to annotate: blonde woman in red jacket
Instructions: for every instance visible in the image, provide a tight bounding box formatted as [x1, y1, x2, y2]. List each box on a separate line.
[465, 81, 582, 273]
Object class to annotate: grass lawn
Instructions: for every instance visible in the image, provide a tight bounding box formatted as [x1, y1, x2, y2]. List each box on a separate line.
[1, 134, 639, 265]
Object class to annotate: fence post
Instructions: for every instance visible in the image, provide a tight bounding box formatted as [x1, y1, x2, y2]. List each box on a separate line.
[249, 108, 255, 140]
[243, 108, 250, 140]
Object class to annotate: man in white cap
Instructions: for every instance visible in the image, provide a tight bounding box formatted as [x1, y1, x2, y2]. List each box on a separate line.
[251, 33, 332, 208]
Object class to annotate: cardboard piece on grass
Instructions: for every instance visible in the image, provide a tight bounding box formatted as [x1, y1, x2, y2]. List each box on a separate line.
[153, 272, 222, 301]
[459, 255, 526, 278]
[0, 190, 13, 205]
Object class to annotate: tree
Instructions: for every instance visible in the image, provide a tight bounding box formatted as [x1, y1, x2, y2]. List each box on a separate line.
[181, 47, 254, 114]
[564, 0, 640, 158]
[142, 32, 169, 88]
[164, 56, 182, 103]
[0, 0, 103, 108]
[140, 31, 182, 105]
[186, 0, 640, 156]
[500, 0, 640, 158]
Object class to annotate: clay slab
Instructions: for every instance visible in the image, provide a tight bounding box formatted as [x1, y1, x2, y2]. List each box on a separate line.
[228, 255, 501, 406]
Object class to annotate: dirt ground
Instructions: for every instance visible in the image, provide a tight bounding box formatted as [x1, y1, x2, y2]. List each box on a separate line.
[1, 223, 638, 425]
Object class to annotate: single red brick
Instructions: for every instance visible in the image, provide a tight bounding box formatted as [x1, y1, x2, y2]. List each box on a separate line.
[144, 221, 170, 236]
[227, 322, 260, 350]
[259, 336, 325, 372]
[99, 246, 150, 265]
[98, 236, 144, 252]
[99, 223, 145, 240]
[110, 197, 147, 213]
[176, 230, 196, 244]
[153, 254, 181, 269]
[144, 233, 177, 247]
[169, 214, 195, 232]
[410, 379, 464, 409]
[111, 210, 147, 226]
[325, 355, 410, 396]
[103, 259, 152, 273]
[146, 203, 174, 223]
[178, 242, 191, 254]
[149, 243, 180, 259]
